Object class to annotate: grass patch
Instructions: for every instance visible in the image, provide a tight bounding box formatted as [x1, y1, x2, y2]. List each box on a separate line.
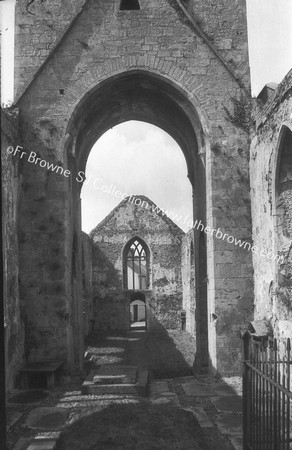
[55, 402, 205, 450]
[144, 328, 196, 379]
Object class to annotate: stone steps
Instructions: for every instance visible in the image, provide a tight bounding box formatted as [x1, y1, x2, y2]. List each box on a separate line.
[81, 365, 149, 396]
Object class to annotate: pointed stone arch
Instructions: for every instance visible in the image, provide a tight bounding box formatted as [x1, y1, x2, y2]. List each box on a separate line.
[65, 70, 207, 181]
[65, 69, 209, 372]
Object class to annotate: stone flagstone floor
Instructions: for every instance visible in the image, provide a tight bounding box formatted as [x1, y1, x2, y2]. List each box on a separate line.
[7, 375, 243, 450]
[7, 331, 243, 449]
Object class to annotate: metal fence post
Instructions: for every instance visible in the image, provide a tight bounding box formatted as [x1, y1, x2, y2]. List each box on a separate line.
[242, 334, 292, 450]
[243, 331, 251, 449]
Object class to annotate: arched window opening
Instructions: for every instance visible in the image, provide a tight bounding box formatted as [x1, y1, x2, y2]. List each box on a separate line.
[276, 128, 292, 198]
[276, 127, 292, 284]
[124, 238, 149, 290]
[120, 0, 140, 11]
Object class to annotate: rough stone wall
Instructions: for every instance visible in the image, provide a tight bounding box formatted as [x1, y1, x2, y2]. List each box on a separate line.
[181, 230, 196, 337]
[82, 232, 93, 336]
[1, 109, 24, 392]
[250, 70, 292, 343]
[13, 0, 253, 375]
[14, 0, 250, 100]
[15, 0, 85, 98]
[190, 0, 249, 83]
[17, 162, 73, 366]
[90, 196, 184, 331]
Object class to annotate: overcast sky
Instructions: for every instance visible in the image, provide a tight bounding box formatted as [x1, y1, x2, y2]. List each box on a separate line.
[246, 0, 292, 95]
[81, 122, 192, 233]
[1, 0, 292, 233]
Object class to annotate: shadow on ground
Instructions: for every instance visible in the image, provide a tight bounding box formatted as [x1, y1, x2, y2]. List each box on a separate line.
[6, 327, 243, 450]
[55, 402, 207, 450]
[84, 324, 196, 379]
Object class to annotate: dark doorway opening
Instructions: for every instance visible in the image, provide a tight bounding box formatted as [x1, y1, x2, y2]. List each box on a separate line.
[120, 0, 140, 11]
[130, 293, 146, 330]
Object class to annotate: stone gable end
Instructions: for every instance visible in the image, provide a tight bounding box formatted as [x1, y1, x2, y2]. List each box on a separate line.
[91, 196, 185, 239]
[16, 0, 249, 120]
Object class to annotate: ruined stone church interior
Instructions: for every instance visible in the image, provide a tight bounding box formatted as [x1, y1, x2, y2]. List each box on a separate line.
[1, 0, 292, 448]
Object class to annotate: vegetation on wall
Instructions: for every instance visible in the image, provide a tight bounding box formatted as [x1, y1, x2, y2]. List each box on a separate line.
[224, 94, 252, 132]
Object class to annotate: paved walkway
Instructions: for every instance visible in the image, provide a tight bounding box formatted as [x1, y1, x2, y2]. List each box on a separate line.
[149, 376, 243, 450]
[7, 331, 243, 449]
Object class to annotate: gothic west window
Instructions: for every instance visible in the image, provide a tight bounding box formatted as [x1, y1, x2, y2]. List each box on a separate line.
[125, 238, 149, 290]
[120, 0, 140, 10]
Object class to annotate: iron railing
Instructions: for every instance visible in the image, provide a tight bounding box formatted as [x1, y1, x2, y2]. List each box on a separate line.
[243, 332, 292, 449]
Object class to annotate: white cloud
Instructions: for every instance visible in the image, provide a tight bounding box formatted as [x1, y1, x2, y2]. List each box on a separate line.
[247, 0, 292, 95]
[81, 121, 193, 233]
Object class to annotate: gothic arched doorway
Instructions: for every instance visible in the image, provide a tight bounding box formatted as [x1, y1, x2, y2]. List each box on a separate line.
[66, 70, 208, 373]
